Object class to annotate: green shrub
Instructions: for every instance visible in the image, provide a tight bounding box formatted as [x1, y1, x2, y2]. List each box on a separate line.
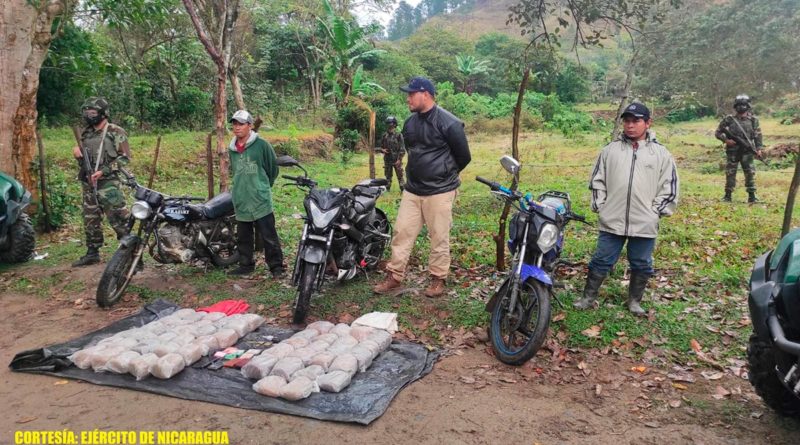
[273, 139, 300, 158]
[337, 129, 360, 164]
[33, 163, 80, 229]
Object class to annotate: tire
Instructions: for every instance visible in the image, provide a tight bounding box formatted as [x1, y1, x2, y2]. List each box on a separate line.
[489, 278, 552, 366]
[207, 218, 240, 267]
[364, 209, 391, 270]
[96, 244, 138, 308]
[747, 334, 800, 417]
[0, 214, 35, 263]
[293, 262, 320, 325]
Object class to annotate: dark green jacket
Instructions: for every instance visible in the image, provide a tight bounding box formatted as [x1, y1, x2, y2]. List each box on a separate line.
[228, 132, 278, 222]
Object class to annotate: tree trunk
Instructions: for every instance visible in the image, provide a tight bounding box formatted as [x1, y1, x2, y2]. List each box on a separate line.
[206, 132, 215, 200]
[611, 49, 639, 141]
[35, 129, 53, 232]
[368, 111, 376, 179]
[494, 67, 530, 271]
[229, 67, 245, 111]
[782, 154, 800, 237]
[1, 0, 64, 199]
[147, 135, 162, 189]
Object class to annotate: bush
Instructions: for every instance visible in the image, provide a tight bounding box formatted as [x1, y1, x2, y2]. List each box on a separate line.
[273, 139, 300, 159]
[33, 163, 80, 229]
[337, 129, 360, 165]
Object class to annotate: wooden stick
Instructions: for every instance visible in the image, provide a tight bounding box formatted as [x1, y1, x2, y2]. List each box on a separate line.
[206, 132, 215, 200]
[35, 129, 53, 232]
[368, 111, 376, 179]
[147, 135, 162, 188]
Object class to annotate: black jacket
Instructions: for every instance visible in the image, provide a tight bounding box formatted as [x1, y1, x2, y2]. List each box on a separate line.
[401, 105, 471, 196]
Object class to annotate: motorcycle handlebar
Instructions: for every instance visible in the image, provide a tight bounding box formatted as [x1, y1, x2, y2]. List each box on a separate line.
[282, 175, 302, 182]
[475, 176, 498, 189]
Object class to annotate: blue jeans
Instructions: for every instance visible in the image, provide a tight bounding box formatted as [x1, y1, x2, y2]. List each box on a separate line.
[588, 231, 655, 276]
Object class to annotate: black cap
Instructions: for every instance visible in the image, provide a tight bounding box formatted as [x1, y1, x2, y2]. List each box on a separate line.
[400, 77, 436, 96]
[620, 102, 651, 120]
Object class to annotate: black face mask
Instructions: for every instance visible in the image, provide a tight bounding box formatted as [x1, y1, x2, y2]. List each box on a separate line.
[734, 104, 750, 113]
[83, 110, 104, 126]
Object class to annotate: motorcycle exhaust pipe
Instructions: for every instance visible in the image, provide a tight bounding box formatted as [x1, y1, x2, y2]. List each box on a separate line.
[337, 223, 363, 243]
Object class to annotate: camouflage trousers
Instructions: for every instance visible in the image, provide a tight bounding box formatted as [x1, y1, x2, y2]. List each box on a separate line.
[383, 158, 405, 191]
[81, 179, 130, 251]
[725, 149, 756, 194]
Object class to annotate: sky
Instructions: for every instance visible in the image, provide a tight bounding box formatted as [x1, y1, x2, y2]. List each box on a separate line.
[353, 0, 423, 27]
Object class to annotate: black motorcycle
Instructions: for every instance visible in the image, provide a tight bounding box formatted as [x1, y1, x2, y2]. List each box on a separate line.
[277, 156, 391, 324]
[96, 170, 239, 307]
[477, 155, 586, 365]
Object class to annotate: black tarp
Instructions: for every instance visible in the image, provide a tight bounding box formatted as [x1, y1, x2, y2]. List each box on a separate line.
[9, 300, 438, 425]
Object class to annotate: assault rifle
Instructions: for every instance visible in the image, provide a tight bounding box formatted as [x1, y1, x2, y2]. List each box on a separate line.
[721, 124, 769, 166]
[72, 126, 99, 205]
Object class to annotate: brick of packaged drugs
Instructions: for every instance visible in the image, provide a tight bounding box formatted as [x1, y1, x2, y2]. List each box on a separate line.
[151, 353, 186, 379]
[241, 355, 279, 380]
[270, 357, 304, 380]
[253, 375, 287, 397]
[317, 370, 352, 393]
[279, 376, 318, 401]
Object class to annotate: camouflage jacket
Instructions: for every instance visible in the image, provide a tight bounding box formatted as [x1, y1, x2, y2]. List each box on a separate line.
[715, 114, 763, 151]
[381, 131, 405, 161]
[78, 122, 130, 182]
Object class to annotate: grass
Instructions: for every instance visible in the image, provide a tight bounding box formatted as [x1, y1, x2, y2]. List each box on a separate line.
[7, 116, 800, 363]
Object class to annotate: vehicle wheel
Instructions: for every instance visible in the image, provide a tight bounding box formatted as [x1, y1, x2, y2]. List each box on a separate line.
[364, 209, 391, 270]
[208, 218, 240, 267]
[0, 214, 35, 263]
[747, 334, 800, 416]
[293, 262, 319, 325]
[96, 244, 138, 308]
[489, 279, 552, 366]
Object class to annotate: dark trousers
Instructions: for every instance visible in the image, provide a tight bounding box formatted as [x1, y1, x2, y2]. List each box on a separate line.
[237, 212, 284, 272]
[588, 231, 656, 276]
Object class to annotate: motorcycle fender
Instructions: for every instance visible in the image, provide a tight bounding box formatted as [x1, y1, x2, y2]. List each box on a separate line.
[520, 264, 553, 286]
[119, 234, 142, 249]
[749, 251, 775, 343]
[301, 244, 326, 264]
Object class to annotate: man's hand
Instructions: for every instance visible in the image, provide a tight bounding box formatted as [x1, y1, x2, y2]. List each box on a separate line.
[725, 139, 737, 147]
[756, 149, 765, 159]
[394, 160, 402, 168]
[90, 170, 103, 185]
[72, 145, 83, 158]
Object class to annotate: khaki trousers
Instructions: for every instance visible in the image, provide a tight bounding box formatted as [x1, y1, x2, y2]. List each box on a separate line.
[386, 190, 457, 281]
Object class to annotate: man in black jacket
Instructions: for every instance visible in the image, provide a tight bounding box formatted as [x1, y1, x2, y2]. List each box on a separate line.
[374, 77, 471, 297]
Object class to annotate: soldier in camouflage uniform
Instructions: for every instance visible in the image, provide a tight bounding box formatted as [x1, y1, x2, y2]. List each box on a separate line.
[71, 97, 132, 266]
[380, 116, 405, 191]
[715, 95, 764, 203]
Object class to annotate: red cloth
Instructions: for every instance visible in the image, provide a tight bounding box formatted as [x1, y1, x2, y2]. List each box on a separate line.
[235, 140, 246, 153]
[197, 299, 250, 315]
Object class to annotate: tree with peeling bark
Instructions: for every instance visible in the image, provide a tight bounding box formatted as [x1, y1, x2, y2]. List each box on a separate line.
[182, 0, 241, 193]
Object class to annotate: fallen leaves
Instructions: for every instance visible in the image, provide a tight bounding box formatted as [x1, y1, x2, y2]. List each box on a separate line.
[581, 325, 602, 338]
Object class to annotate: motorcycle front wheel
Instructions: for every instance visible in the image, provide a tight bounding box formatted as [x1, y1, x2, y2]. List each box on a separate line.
[96, 244, 139, 308]
[489, 278, 552, 365]
[293, 261, 320, 325]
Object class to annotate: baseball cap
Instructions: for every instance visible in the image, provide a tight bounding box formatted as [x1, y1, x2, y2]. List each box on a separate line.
[400, 77, 436, 96]
[620, 102, 651, 120]
[230, 110, 254, 124]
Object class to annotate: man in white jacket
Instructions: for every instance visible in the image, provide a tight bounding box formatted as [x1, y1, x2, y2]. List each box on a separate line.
[574, 103, 679, 316]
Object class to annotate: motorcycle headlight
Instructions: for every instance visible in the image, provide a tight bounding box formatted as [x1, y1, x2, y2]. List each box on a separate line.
[131, 201, 152, 220]
[537, 223, 559, 252]
[309, 201, 339, 229]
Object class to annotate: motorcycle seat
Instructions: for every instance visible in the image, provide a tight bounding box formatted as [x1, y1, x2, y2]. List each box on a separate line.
[192, 191, 234, 219]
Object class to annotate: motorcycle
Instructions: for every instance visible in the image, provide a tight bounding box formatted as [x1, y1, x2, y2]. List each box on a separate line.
[747, 229, 800, 417]
[477, 155, 586, 365]
[95, 169, 239, 308]
[277, 156, 392, 325]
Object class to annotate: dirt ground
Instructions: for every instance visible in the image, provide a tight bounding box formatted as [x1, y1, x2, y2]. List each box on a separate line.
[2, 263, 800, 445]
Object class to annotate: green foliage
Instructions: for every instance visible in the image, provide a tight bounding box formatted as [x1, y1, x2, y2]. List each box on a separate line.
[336, 128, 360, 164]
[32, 162, 80, 229]
[273, 139, 301, 158]
[399, 27, 471, 84]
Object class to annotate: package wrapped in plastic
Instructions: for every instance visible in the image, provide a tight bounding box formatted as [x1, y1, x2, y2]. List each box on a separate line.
[241, 355, 279, 380]
[329, 354, 358, 376]
[269, 357, 304, 380]
[69, 346, 101, 370]
[194, 335, 220, 355]
[359, 339, 381, 356]
[127, 328, 155, 341]
[242, 313, 265, 332]
[329, 323, 352, 337]
[349, 346, 374, 372]
[170, 308, 196, 319]
[143, 322, 167, 335]
[283, 337, 309, 349]
[291, 328, 319, 340]
[287, 347, 316, 365]
[157, 331, 178, 343]
[179, 343, 204, 366]
[279, 376, 318, 401]
[153, 342, 181, 357]
[129, 353, 159, 381]
[90, 346, 126, 371]
[252, 375, 287, 397]
[352, 311, 399, 333]
[368, 330, 393, 351]
[131, 339, 157, 355]
[317, 370, 352, 393]
[292, 364, 325, 381]
[171, 333, 196, 346]
[213, 328, 239, 348]
[350, 326, 375, 342]
[263, 342, 294, 359]
[313, 333, 339, 345]
[103, 350, 141, 374]
[182, 310, 206, 322]
[151, 353, 186, 379]
[306, 320, 335, 334]
[202, 312, 227, 322]
[309, 352, 335, 371]
[307, 340, 330, 353]
[193, 323, 217, 336]
[222, 318, 250, 337]
[98, 337, 138, 349]
[327, 336, 358, 355]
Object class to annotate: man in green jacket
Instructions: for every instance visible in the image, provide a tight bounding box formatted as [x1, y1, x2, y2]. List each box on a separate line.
[228, 110, 285, 278]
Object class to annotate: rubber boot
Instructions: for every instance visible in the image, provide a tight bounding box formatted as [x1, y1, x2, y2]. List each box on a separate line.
[722, 191, 732, 202]
[748, 192, 759, 203]
[72, 247, 100, 267]
[627, 272, 651, 317]
[573, 270, 606, 310]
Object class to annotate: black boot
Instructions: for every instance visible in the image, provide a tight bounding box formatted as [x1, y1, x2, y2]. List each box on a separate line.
[229, 263, 255, 276]
[748, 192, 759, 203]
[72, 248, 100, 267]
[722, 191, 732, 202]
[573, 270, 606, 310]
[628, 272, 651, 316]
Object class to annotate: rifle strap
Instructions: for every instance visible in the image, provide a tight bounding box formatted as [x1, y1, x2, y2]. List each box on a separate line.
[730, 116, 756, 151]
[94, 123, 110, 174]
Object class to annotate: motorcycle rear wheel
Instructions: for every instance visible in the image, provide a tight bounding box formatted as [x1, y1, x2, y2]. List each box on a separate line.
[363, 209, 391, 270]
[489, 279, 551, 366]
[293, 262, 320, 325]
[96, 245, 138, 308]
[747, 334, 800, 417]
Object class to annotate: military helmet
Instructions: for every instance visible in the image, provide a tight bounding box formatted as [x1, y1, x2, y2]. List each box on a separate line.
[385, 116, 398, 126]
[734, 94, 751, 110]
[81, 97, 110, 118]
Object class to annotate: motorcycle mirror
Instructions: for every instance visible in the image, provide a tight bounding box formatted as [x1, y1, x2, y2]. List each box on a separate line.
[276, 155, 300, 167]
[500, 155, 521, 175]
